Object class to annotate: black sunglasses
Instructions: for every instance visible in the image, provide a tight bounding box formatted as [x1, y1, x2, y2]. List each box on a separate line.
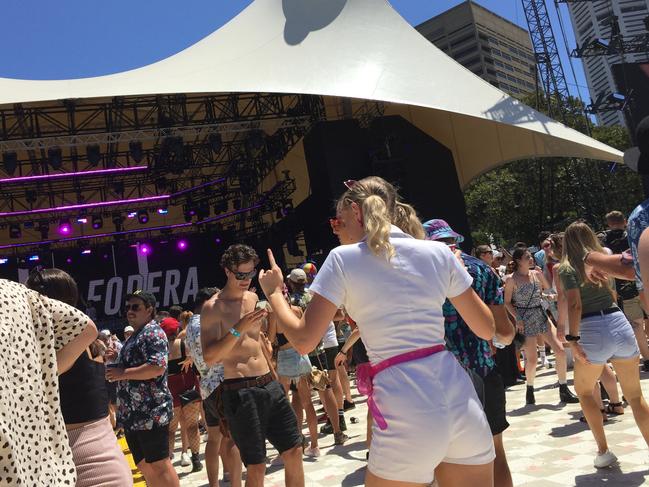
[124, 303, 142, 312]
[230, 269, 257, 281]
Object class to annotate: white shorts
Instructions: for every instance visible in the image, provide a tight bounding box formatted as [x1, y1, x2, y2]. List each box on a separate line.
[368, 350, 495, 483]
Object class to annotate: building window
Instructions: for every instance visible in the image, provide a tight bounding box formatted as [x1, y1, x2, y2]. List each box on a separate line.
[454, 44, 479, 59]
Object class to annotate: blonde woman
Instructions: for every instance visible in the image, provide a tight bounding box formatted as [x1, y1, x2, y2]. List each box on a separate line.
[260, 177, 496, 487]
[559, 221, 649, 468]
[549, 233, 624, 420]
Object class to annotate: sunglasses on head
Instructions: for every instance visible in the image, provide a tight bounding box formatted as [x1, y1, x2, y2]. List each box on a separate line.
[344, 180, 358, 190]
[230, 269, 257, 280]
[124, 303, 142, 312]
[329, 217, 341, 232]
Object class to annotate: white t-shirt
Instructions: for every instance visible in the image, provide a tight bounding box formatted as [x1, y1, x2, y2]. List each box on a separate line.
[309, 226, 472, 363]
[321, 321, 338, 349]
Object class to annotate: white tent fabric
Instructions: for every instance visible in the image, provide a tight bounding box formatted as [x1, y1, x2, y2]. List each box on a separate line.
[0, 0, 622, 184]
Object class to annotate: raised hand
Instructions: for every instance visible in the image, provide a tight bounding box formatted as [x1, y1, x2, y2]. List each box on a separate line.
[258, 249, 285, 298]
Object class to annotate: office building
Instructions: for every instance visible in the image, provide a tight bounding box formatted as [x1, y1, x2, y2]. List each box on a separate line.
[416, 0, 537, 97]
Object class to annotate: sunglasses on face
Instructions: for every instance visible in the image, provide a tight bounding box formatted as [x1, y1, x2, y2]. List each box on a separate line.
[124, 303, 142, 312]
[230, 269, 257, 280]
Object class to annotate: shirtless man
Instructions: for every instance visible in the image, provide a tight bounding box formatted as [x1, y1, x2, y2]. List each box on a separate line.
[201, 244, 304, 487]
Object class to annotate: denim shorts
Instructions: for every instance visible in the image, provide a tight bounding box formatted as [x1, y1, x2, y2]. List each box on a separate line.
[580, 311, 639, 365]
[277, 348, 312, 380]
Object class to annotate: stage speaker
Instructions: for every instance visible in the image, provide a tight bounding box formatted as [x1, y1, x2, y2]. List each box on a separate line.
[612, 62, 649, 132]
[300, 120, 372, 253]
[368, 115, 472, 249]
[299, 116, 471, 252]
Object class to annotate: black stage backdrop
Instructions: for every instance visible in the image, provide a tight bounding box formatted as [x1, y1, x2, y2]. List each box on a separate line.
[0, 233, 290, 321]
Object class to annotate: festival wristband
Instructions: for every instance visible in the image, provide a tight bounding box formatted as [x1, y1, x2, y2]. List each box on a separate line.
[229, 327, 241, 338]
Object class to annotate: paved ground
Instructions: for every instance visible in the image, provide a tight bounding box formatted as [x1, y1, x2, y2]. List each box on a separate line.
[130, 360, 649, 486]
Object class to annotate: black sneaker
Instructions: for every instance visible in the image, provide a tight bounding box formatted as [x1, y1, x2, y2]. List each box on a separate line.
[320, 422, 333, 435]
[191, 453, 203, 473]
[343, 399, 356, 411]
[559, 384, 579, 404]
[526, 386, 536, 405]
[339, 414, 347, 432]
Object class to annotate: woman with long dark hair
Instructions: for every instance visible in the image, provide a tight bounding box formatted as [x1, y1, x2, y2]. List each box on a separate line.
[559, 221, 649, 468]
[504, 248, 578, 405]
[26, 268, 132, 487]
[260, 176, 497, 487]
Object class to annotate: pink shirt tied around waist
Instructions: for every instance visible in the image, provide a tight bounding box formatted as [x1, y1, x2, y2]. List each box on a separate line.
[356, 345, 446, 430]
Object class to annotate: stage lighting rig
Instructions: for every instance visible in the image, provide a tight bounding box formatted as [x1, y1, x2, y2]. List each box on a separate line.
[2, 152, 18, 176]
[137, 210, 149, 224]
[9, 224, 21, 239]
[86, 144, 101, 167]
[38, 222, 49, 240]
[48, 147, 63, 170]
[92, 215, 103, 230]
[129, 140, 144, 163]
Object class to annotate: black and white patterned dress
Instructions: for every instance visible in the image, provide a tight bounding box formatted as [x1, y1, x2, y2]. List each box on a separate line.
[512, 276, 549, 337]
[0, 279, 89, 486]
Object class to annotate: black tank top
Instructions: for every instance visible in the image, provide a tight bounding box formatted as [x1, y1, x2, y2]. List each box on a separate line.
[277, 333, 289, 347]
[59, 352, 109, 424]
[168, 341, 186, 376]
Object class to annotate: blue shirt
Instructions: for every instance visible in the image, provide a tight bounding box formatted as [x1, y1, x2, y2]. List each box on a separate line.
[627, 198, 649, 291]
[443, 254, 503, 378]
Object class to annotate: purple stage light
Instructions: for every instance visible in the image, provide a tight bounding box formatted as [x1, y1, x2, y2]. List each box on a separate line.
[139, 244, 151, 256]
[0, 165, 148, 185]
[177, 239, 188, 251]
[0, 258, 8, 264]
[66, 257, 72, 264]
[157, 208, 168, 215]
[58, 219, 72, 236]
[0, 195, 170, 218]
[28, 255, 39, 262]
[215, 237, 222, 244]
[127, 212, 138, 219]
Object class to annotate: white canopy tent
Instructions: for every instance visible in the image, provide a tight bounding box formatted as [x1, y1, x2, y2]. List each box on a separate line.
[0, 0, 622, 186]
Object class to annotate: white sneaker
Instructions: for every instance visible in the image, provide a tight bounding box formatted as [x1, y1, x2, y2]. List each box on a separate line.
[594, 450, 617, 468]
[304, 446, 321, 458]
[180, 452, 191, 467]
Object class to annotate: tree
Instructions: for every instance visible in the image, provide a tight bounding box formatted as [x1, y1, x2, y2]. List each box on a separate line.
[464, 94, 642, 247]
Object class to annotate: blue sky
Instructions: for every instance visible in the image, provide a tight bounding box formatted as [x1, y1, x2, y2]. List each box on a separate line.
[0, 0, 590, 100]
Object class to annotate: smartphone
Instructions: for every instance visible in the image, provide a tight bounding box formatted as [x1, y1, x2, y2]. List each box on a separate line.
[256, 300, 268, 311]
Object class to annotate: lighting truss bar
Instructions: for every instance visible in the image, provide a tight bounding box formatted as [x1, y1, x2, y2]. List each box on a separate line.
[0, 195, 171, 218]
[0, 203, 264, 250]
[0, 117, 312, 152]
[0, 177, 228, 219]
[0, 165, 148, 185]
[572, 34, 649, 58]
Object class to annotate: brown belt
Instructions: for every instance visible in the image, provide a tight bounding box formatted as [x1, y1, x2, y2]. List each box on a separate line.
[220, 372, 273, 392]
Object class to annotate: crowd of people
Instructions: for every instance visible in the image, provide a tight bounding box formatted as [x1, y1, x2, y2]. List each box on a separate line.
[3, 131, 649, 486]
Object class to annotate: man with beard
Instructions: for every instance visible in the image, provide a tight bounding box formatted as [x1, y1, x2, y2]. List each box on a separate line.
[201, 244, 304, 487]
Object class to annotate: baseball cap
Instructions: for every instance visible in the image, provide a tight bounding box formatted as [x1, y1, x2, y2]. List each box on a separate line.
[422, 219, 465, 243]
[100, 329, 111, 336]
[624, 115, 649, 174]
[124, 325, 134, 333]
[125, 290, 156, 308]
[159, 317, 180, 338]
[288, 268, 307, 283]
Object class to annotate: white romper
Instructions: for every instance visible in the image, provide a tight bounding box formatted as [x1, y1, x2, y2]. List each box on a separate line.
[310, 226, 495, 483]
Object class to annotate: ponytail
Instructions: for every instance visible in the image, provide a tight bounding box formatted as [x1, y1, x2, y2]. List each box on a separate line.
[395, 201, 425, 240]
[362, 195, 395, 259]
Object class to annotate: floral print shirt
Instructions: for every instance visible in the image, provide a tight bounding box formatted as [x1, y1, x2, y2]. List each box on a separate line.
[443, 254, 503, 378]
[627, 198, 649, 291]
[185, 314, 224, 399]
[116, 321, 173, 430]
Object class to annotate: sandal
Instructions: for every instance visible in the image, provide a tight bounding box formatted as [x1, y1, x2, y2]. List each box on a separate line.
[604, 402, 624, 415]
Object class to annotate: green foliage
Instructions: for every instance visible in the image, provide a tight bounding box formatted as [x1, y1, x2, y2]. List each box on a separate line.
[464, 94, 642, 247]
